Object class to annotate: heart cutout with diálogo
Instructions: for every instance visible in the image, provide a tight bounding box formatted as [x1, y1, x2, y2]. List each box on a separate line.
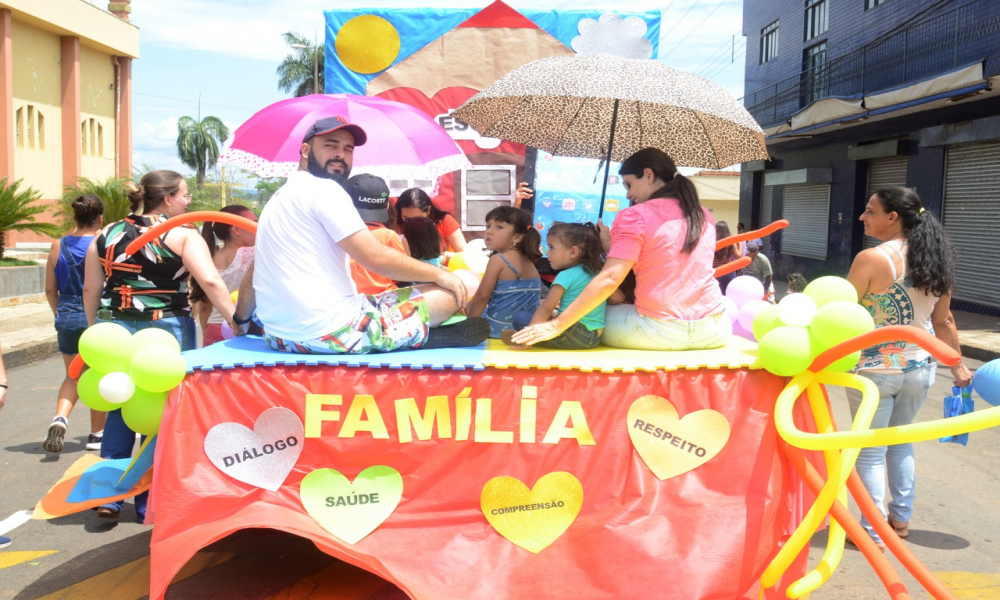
[480, 472, 583, 554]
[203, 407, 304, 492]
[300, 466, 403, 545]
[626, 395, 730, 481]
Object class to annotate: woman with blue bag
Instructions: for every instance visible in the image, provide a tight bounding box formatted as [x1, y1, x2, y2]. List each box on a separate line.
[43, 194, 106, 453]
[846, 187, 973, 549]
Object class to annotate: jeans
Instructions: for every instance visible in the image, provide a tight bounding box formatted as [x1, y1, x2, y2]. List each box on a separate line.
[96, 315, 195, 519]
[845, 363, 936, 543]
[512, 311, 602, 350]
[600, 305, 731, 351]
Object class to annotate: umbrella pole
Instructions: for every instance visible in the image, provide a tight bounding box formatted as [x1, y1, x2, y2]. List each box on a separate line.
[598, 98, 620, 222]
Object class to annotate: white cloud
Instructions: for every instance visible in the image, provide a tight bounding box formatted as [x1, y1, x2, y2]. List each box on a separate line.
[572, 13, 653, 59]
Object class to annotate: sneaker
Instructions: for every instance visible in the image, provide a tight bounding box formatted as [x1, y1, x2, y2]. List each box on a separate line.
[0, 536, 11, 549]
[43, 417, 68, 453]
[86, 430, 103, 451]
[422, 317, 490, 350]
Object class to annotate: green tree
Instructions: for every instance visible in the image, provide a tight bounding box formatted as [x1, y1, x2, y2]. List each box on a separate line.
[0, 177, 63, 259]
[59, 176, 131, 232]
[252, 176, 285, 206]
[177, 115, 230, 190]
[277, 32, 324, 97]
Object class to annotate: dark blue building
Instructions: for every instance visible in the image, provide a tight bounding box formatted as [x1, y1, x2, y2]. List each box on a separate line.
[739, 0, 1000, 313]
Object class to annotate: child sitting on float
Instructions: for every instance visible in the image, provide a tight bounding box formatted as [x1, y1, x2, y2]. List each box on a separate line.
[466, 206, 542, 338]
[402, 216, 444, 268]
[512, 148, 731, 351]
[502, 222, 624, 349]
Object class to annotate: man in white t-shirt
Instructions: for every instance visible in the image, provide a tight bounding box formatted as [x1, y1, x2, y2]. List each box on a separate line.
[234, 116, 489, 353]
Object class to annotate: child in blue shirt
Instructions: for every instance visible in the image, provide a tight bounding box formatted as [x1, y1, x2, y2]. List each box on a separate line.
[402, 216, 444, 268]
[502, 223, 623, 349]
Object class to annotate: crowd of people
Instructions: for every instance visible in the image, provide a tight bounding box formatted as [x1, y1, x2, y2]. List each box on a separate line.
[0, 114, 972, 555]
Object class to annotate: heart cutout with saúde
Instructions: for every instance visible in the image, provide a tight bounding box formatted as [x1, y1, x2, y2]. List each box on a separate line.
[480, 471, 583, 554]
[203, 407, 304, 491]
[300, 466, 403, 545]
[626, 395, 730, 481]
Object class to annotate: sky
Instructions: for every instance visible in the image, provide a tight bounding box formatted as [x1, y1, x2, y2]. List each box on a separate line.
[115, 0, 747, 177]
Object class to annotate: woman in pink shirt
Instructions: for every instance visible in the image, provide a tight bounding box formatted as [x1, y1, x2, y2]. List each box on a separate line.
[513, 148, 730, 350]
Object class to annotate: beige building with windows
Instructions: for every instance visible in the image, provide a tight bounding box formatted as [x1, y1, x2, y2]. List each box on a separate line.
[0, 0, 138, 245]
[691, 171, 741, 231]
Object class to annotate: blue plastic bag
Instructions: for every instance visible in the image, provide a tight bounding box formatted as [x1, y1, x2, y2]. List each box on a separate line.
[940, 386, 974, 445]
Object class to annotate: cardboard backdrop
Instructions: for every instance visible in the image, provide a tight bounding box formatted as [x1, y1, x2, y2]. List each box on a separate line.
[148, 363, 815, 600]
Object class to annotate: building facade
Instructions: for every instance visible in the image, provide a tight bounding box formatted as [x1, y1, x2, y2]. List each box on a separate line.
[0, 0, 138, 245]
[740, 0, 1000, 314]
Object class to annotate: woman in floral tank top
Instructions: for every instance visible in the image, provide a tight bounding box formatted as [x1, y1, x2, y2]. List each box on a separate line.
[845, 186, 973, 549]
[82, 170, 237, 522]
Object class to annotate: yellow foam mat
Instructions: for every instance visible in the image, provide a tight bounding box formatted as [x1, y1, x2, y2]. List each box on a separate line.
[483, 336, 761, 372]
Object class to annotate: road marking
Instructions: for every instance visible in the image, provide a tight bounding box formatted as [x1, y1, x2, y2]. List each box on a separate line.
[0, 551, 58, 570]
[267, 560, 394, 599]
[935, 572, 1000, 599]
[0, 510, 33, 535]
[34, 552, 234, 600]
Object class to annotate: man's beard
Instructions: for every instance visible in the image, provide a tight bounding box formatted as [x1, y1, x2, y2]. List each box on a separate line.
[306, 151, 350, 183]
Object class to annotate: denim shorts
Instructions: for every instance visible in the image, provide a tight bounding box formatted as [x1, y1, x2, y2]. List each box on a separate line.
[511, 310, 602, 350]
[57, 328, 86, 355]
[95, 315, 197, 351]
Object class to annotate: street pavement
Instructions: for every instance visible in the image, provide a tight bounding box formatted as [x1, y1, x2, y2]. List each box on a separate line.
[1, 301, 1000, 599]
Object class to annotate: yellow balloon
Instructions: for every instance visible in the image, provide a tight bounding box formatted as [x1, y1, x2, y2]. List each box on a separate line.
[448, 253, 468, 272]
[231, 290, 239, 305]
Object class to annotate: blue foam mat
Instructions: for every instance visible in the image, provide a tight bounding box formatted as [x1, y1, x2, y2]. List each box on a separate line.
[184, 335, 487, 372]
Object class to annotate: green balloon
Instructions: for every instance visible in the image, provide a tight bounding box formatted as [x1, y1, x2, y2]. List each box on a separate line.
[132, 327, 181, 354]
[751, 304, 783, 341]
[121, 386, 167, 435]
[803, 276, 858, 309]
[809, 301, 875, 348]
[758, 326, 815, 377]
[824, 350, 863, 373]
[77, 368, 117, 412]
[129, 345, 187, 393]
[79, 322, 136, 373]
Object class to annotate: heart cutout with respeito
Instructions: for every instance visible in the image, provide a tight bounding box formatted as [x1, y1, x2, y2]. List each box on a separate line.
[203, 407, 304, 492]
[626, 395, 730, 481]
[300, 466, 403, 545]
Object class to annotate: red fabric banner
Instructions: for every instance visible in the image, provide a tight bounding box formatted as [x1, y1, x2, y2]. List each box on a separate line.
[148, 365, 813, 599]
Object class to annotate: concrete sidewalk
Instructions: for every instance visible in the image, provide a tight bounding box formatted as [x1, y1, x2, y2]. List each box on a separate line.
[1, 299, 998, 370]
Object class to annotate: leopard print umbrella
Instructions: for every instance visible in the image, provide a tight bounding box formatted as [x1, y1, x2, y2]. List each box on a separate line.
[453, 53, 769, 169]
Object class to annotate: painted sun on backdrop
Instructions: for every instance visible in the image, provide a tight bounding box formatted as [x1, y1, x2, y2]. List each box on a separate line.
[335, 15, 401, 74]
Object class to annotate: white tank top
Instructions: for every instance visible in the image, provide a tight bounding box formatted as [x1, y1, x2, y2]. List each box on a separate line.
[854, 240, 938, 374]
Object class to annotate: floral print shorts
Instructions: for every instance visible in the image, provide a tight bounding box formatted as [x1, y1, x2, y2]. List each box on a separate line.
[265, 287, 430, 354]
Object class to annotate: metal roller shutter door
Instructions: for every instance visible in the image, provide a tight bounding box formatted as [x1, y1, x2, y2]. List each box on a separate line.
[781, 183, 830, 260]
[760, 184, 774, 254]
[865, 156, 908, 249]
[944, 141, 1000, 308]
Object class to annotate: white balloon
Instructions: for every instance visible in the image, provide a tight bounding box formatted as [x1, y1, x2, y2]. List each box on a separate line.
[463, 238, 490, 274]
[778, 293, 818, 328]
[98, 371, 136, 404]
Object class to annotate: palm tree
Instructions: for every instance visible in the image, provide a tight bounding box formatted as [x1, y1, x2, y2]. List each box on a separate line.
[277, 32, 324, 97]
[0, 177, 63, 260]
[176, 115, 230, 190]
[59, 177, 131, 232]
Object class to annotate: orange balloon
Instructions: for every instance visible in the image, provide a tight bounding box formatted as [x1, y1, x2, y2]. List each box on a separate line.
[124, 211, 258, 257]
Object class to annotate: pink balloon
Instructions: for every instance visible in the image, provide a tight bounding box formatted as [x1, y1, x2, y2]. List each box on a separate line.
[721, 297, 739, 323]
[453, 269, 481, 300]
[732, 321, 756, 342]
[737, 300, 772, 332]
[222, 321, 235, 340]
[726, 276, 765, 308]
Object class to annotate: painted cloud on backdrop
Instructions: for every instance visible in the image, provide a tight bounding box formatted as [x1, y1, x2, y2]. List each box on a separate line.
[571, 13, 653, 60]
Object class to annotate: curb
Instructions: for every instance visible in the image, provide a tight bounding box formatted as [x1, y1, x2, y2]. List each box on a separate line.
[4, 339, 59, 369]
[960, 344, 1000, 365]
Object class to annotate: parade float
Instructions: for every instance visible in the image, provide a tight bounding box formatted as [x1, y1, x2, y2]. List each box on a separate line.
[30, 4, 1000, 598]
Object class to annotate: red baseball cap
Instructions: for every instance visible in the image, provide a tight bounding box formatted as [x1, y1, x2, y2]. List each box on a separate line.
[301, 116, 367, 146]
